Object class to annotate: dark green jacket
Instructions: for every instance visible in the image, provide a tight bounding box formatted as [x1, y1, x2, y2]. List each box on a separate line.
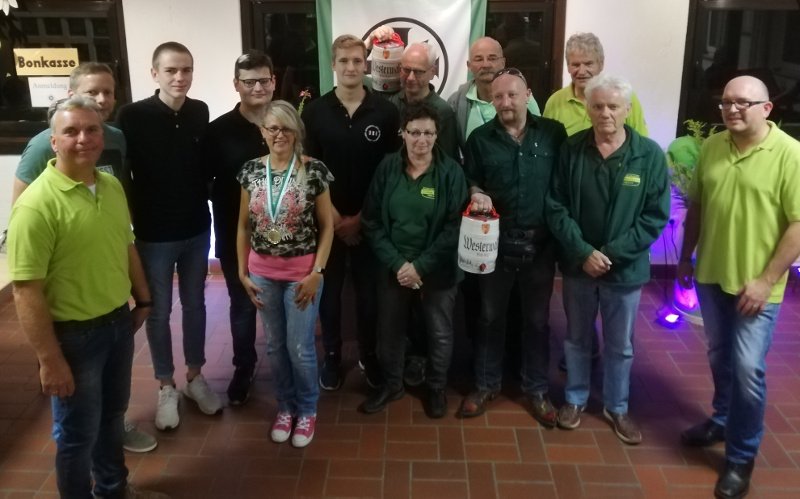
[545, 125, 671, 285]
[464, 112, 567, 232]
[362, 149, 468, 289]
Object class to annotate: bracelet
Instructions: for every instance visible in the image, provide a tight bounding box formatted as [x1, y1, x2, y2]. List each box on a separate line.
[135, 300, 154, 308]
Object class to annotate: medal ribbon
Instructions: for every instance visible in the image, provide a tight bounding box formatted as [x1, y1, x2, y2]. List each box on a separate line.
[266, 152, 296, 224]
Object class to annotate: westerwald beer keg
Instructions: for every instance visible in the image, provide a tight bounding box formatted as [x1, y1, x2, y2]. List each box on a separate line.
[457, 204, 499, 274]
[371, 34, 404, 92]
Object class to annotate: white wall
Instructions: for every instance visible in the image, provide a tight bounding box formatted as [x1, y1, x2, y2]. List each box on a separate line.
[563, 0, 691, 149]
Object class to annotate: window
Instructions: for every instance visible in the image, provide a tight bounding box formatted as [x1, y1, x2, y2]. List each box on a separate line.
[678, 0, 800, 138]
[0, 0, 129, 154]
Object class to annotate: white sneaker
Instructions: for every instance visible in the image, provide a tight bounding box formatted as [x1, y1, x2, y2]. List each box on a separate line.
[183, 374, 222, 415]
[123, 418, 158, 452]
[155, 386, 180, 431]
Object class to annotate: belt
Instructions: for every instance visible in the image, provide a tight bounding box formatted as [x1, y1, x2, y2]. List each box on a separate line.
[53, 303, 129, 333]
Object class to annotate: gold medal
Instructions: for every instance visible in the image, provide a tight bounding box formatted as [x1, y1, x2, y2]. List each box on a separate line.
[267, 229, 281, 245]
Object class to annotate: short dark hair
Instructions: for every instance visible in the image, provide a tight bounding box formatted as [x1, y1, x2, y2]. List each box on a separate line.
[400, 101, 440, 131]
[69, 62, 113, 91]
[152, 41, 193, 69]
[235, 50, 274, 79]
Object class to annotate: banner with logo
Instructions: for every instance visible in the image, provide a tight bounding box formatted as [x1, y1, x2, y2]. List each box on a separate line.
[316, 0, 487, 98]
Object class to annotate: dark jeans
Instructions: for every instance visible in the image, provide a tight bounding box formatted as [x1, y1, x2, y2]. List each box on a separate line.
[219, 255, 258, 371]
[318, 237, 378, 362]
[52, 305, 133, 498]
[376, 270, 457, 392]
[474, 242, 556, 395]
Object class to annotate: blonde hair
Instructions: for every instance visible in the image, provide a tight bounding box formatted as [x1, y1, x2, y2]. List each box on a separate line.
[264, 100, 307, 182]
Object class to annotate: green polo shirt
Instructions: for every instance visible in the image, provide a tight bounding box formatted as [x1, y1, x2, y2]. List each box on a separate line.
[543, 83, 648, 137]
[388, 166, 436, 262]
[465, 83, 541, 139]
[689, 122, 800, 303]
[8, 160, 134, 321]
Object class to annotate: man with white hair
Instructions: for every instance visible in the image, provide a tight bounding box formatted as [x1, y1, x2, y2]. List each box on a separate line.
[546, 73, 670, 444]
[678, 75, 800, 499]
[543, 32, 648, 137]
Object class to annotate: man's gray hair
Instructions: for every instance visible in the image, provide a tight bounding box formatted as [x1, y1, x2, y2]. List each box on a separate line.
[584, 73, 633, 106]
[412, 42, 438, 67]
[48, 95, 102, 130]
[565, 32, 605, 63]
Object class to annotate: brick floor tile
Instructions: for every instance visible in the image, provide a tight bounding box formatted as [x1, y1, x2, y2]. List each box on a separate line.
[542, 427, 597, 446]
[358, 425, 386, 460]
[328, 459, 383, 479]
[295, 459, 327, 497]
[0, 471, 50, 491]
[634, 466, 669, 499]
[437, 426, 465, 461]
[386, 425, 437, 442]
[410, 480, 469, 499]
[383, 461, 410, 499]
[515, 428, 548, 463]
[626, 447, 687, 466]
[660, 466, 717, 486]
[551, 463, 584, 498]
[583, 483, 644, 497]
[466, 462, 496, 499]
[238, 475, 296, 498]
[579, 464, 639, 484]
[593, 430, 632, 465]
[752, 468, 800, 487]
[546, 445, 603, 464]
[0, 453, 53, 472]
[243, 457, 302, 476]
[412, 461, 466, 480]
[464, 443, 520, 462]
[326, 478, 382, 498]
[494, 462, 551, 482]
[463, 427, 516, 444]
[385, 442, 438, 460]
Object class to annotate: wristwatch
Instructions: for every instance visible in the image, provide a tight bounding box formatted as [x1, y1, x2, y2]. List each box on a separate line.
[135, 299, 154, 308]
[313, 266, 325, 275]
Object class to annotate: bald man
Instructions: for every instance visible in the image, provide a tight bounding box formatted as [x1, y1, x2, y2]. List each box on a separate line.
[678, 76, 800, 499]
[447, 37, 541, 152]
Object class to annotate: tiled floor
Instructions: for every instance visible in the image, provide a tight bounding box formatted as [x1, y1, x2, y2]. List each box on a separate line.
[1, 275, 800, 498]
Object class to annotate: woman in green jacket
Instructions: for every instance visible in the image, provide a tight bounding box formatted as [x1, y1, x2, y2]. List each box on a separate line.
[360, 101, 468, 418]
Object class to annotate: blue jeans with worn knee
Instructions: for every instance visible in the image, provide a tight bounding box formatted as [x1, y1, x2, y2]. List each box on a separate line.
[251, 273, 321, 418]
[136, 229, 210, 381]
[562, 277, 641, 414]
[695, 282, 780, 463]
[52, 305, 133, 498]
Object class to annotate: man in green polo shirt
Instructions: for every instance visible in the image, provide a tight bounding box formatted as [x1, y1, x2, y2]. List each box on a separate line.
[678, 75, 800, 499]
[543, 32, 647, 137]
[8, 96, 165, 499]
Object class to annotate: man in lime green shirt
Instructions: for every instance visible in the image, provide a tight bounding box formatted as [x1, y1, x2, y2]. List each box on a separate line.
[543, 32, 648, 137]
[8, 97, 160, 499]
[678, 76, 800, 499]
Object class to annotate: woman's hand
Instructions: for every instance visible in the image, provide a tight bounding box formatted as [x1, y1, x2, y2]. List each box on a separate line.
[240, 274, 264, 310]
[294, 272, 323, 310]
[470, 192, 493, 214]
[396, 262, 422, 288]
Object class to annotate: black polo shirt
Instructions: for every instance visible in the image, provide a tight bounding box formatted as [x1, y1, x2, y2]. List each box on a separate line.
[203, 103, 269, 259]
[117, 90, 210, 242]
[302, 87, 401, 216]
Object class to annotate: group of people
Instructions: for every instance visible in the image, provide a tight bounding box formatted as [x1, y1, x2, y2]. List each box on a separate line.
[6, 23, 798, 499]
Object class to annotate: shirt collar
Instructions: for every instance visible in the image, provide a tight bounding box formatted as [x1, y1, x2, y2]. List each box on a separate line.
[45, 158, 99, 192]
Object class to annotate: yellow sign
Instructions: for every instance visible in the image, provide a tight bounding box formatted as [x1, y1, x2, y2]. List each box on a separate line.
[622, 173, 641, 187]
[420, 187, 435, 199]
[14, 48, 80, 76]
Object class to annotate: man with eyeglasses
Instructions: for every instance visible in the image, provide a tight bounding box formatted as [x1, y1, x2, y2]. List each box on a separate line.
[202, 50, 274, 406]
[447, 37, 541, 153]
[11, 62, 158, 454]
[678, 75, 800, 499]
[459, 68, 567, 424]
[302, 34, 401, 391]
[118, 42, 221, 431]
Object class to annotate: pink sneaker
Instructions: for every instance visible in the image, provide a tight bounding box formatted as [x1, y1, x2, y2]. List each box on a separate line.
[291, 415, 316, 447]
[270, 413, 293, 443]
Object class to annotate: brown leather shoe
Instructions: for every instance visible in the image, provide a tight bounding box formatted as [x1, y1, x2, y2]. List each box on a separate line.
[527, 393, 557, 428]
[457, 389, 499, 418]
[603, 408, 642, 444]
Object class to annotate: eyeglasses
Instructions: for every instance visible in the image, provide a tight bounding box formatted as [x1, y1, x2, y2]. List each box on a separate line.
[492, 68, 527, 86]
[400, 67, 431, 78]
[405, 129, 437, 138]
[718, 100, 767, 111]
[239, 77, 274, 89]
[260, 125, 295, 137]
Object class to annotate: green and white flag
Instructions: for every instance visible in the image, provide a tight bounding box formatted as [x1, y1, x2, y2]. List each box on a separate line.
[316, 0, 487, 98]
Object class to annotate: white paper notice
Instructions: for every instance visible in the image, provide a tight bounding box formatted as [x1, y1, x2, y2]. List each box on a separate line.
[28, 77, 70, 107]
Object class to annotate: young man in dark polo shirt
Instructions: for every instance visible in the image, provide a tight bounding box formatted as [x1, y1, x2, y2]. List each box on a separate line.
[302, 34, 401, 390]
[117, 41, 221, 431]
[203, 50, 273, 405]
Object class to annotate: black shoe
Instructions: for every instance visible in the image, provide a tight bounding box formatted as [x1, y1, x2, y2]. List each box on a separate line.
[361, 387, 404, 414]
[361, 355, 383, 389]
[715, 459, 754, 499]
[425, 388, 448, 419]
[682, 419, 725, 447]
[403, 357, 426, 387]
[319, 353, 341, 391]
[227, 367, 254, 406]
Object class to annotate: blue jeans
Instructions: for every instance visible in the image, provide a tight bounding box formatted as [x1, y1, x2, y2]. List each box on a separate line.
[251, 273, 321, 417]
[695, 282, 780, 463]
[474, 243, 556, 396]
[376, 270, 456, 392]
[136, 230, 210, 381]
[220, 255, 258, 371]
[52, 305, 133, 499]
[562, 277, 641, 413]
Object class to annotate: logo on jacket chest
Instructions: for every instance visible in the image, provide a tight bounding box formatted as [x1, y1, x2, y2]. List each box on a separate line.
[364, 125, 382, 142]
[622, 173, 640, 186]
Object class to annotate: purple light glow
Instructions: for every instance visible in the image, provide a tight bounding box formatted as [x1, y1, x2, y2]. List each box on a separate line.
[673, 280, 699, 310]
[665, 313, 680, 323]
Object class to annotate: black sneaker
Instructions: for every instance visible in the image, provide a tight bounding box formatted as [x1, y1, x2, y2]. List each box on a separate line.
[227, 367, 254, 406]
[319, 354, 341, 391]
[425, 388, 448, 419]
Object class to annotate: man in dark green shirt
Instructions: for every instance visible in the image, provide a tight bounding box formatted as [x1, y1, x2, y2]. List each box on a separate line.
[546, 74, 669, 445]
[459, 69, 567, 426]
